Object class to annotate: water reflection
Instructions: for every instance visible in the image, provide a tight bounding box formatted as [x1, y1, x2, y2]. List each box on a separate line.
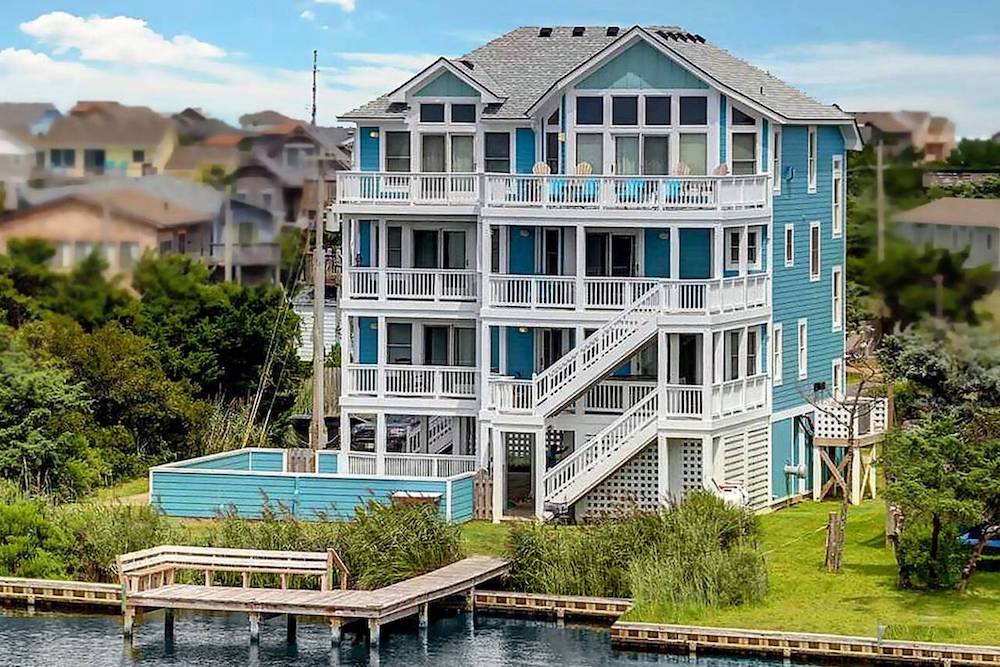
[0, 609, 820, 667]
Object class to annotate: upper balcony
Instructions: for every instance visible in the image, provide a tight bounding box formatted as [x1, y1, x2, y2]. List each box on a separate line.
[333, 171, 770, 220]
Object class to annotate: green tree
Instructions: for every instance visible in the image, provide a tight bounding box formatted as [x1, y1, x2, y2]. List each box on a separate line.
[883, 418, 992, 589]
[0, 238, 61, 327]
[945, 138, 1000, 169]
[197, 163, 230, 191]
[0, 494, 71, 578]
[0, 332, 99, 497]
[47, 251, 133, 330]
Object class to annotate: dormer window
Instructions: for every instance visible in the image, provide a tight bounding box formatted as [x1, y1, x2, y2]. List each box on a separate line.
[450, 104, 476, 123]
[419, 103, 445, 123]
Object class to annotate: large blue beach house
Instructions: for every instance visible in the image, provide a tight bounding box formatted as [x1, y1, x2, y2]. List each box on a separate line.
[153, 25, 881, 523]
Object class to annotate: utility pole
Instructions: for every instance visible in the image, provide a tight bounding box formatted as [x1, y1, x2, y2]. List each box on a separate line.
[223, 196, 233, 282]
[876, 141, 886, 263]
[309, 48, 328, 450]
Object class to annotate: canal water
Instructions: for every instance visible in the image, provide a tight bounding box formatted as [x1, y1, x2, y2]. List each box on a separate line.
[0, 610, 818, 667]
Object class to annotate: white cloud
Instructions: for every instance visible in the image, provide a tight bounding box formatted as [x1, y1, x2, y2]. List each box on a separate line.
[20, 11, 225, 66]
[299, 9, 316, 21]
[315, 0, 356, 12]
[752, 41, 1000, 138]
[0, 12, 433, 124]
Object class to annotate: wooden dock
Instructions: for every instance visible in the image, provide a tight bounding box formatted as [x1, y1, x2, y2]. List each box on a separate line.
[0, 577, 121, 609]
[119, 546, 509, 646]
[475, 590, 631, 621]
[612, 621, 1000, 666]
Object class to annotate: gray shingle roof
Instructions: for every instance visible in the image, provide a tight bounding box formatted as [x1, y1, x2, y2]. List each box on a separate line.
[341, 26, 850, 123]
[0, 103, 58, 131]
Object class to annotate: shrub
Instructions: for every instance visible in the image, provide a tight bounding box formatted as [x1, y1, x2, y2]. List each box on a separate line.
[336, 501, 463, 589]
[896, 520, 969, 590]
[0, 494, 69, 578]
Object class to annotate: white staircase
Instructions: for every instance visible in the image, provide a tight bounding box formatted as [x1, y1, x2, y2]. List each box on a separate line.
[544, 391, 659, 506]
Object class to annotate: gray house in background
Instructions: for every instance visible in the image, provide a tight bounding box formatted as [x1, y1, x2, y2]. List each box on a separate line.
[894, 197, 1000, 276]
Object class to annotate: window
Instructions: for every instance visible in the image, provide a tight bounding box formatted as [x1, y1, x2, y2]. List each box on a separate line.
[732, 107, 755, 126]
[119, 242, 140, 270]
[727, 229, 740, 269]
[678, 133, 707, 175]
[51, 242, 71, 269]
[545, 132, 559, 173]
[132, 150, 145, 163]
[611, 96, 638, 125]
[784, 224, 794, 267]
[731, 133, 756, 175]
[772, 324, 783, 386]
[385, 131, 411, 172]
[747, 229, 759, 269]
[236, 224, 254, 245]
[832, 154, 844, 237]
[727, 330, 741, 381]
[807, 126, 817, 193]
[679, 96, 707, 125]
[642, 136, 669, 175]
[576, 133, 603, 174]
[490, 227, 501, 273]
[50, 148, 75, 168]
[772, 128, 782, 193]
[74, 241, 94, 263]
[797, 319, 808, 379]
[261, 192, 273, 210]
[387, 323, 412, 364]
[454, 328, 476, 367]
[387, 226, 402, 267]
[576, 96, 603, 125]
[484, 132, 510, 173]
[746, 329, 758, 376]
[419, 103, 445, 123]
[832, 359, 844, 399]
[450, 103, 476, 123]
[645, 96, 670, 125]
[809, 222, 821, 281]
[450, 135, 474, 172]
[35, 151, 45, 168]
[832, 265, 843, 331]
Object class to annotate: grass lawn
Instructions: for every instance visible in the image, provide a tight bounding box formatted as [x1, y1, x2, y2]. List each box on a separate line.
[91, 476, 149, 502]
[627, 501, 1000, 645]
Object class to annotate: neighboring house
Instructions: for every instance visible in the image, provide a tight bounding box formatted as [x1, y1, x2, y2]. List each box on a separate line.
[894, 198, 1000, 275]
[171, 107, 241, 143]
[232, 123, 350, 223]
[239, 110, 297, 131]
[37, 101, 177, 177]
[331, 25, 868, 521]
[0, 129, 35, 210]
[992, 131, 1000, 144]
[854, 111, 956, 162]
[164, 145, 241, 181]
[13, 175, 280, 284]
[0, 102, 61, 136]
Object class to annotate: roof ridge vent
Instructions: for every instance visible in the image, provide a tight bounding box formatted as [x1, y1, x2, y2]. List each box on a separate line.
[538, 27, 552, 37]
[606, 26, 620, 36]
[572, 26, 585, 37]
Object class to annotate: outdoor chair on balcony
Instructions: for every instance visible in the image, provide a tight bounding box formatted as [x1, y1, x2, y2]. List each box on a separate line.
[533, 162, 566, 203]
[575, 162, 600, 203]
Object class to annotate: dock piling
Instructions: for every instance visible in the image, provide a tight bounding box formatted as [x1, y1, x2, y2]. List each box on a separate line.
[249, 611, 261, 643]
[330, 617, 342, 645]
[164, 609, 175, 642]
[286, 614, 297, 644]
[369, 618, 381, 646]
[418, 602, 429, 629]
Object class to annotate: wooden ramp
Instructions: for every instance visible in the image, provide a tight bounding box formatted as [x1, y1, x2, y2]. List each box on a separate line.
[121, 549, 508, 646]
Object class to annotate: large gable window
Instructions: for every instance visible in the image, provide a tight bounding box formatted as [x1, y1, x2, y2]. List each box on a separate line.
[576, 96, 603, 125]
[644, 96, 670, 125]
[450, 104, 476, 123]
[732, 107, 755, 126]
[679, 96, 707, 125]
[611, 96, 638, 126]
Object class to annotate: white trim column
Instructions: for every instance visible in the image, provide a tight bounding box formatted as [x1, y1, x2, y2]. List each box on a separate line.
[669, 225, 680, 279]
[575, 226, 585, 311]
[713, 225, 724, 279]
[491, 428, 504, 523]
[533, 426, 546, 520]
[375, 411, 387, 475]
[701, 329, 713, 423]
[657, 432, 669, 504]
[377, 218, 387, 300]
[657, 330, 669, 420]
[701, 434, 715, 490]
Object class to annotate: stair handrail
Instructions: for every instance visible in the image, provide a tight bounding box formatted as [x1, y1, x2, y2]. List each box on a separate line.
[543, 390, 659, 500]
[532, 282, 665, 411]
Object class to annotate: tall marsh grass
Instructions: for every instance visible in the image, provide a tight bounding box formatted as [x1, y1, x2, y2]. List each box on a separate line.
[508, 492, 768, 613]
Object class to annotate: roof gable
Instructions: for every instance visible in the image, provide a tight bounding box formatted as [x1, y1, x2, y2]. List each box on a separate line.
[414, 70, 480, 98]
[576, 39, 708, 90]
[388, 58, 503, 104]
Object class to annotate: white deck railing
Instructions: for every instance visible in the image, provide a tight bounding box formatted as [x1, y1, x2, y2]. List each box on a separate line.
[337, 172, 479, 206]
[485, 274, 768, 313]
[484, 174, 770, 211]
[581, 380, 656, 414]
[335, 172, 770, 212]
[711, 374, 769, 418]
[347, 268, 478, 302]
[346, 364, 478, 400]
[346, 452, 475, 477]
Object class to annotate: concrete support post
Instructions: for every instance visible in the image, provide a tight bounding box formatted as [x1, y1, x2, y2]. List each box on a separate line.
[533, 427, 546, 520]
[248, 611, 261, 644]
[286, 614, 297, 645]
[491, 428, 504, 523]
[657, 432, 669, 504]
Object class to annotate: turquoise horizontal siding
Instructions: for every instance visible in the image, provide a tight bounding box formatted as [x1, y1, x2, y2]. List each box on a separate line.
[317, 452, 338, 474]
[249, 451, 284, 472]
[179, 451, 250, 470]
[449, 475, 475, 523]
[575, 40, 707, 90]
[771, 125, 846, 413]
[151, 470, 459, 521]
[771, 417, 797, 502]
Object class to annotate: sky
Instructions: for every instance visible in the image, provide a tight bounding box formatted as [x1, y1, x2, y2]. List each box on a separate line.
[0, 1, 998, 137]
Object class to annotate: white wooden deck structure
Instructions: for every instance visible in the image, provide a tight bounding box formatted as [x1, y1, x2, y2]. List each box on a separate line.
[119, 546, 509, 646]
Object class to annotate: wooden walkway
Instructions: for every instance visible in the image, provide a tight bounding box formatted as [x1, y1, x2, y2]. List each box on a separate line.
[123, 553, 509, 645]
[0, 577, 121, 609]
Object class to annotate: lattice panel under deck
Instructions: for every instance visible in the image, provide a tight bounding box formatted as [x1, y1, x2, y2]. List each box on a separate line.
[575, 443, 658, 521]
[680, 440, 703, 494]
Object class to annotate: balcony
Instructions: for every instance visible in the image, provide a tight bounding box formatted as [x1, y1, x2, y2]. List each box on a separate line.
[334, 172, 770, 215]
[346, 364, 478, 401]
[486, 274, 769, 314]
[207, 242, 281, 267]
[347, 268, 479, 302]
